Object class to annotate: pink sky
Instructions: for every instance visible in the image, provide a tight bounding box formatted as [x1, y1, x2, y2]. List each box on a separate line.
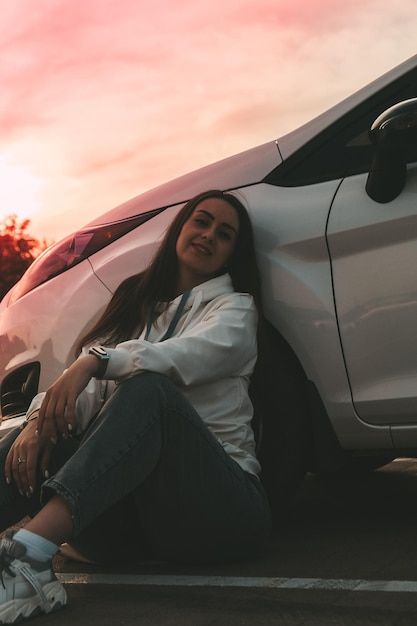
[1, 0, 416, 242]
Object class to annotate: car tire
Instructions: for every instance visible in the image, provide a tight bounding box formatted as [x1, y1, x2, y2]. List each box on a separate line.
[250, 321, 310, 529]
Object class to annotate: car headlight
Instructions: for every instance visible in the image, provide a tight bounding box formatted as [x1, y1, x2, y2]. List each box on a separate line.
[9, 208, 163, 304]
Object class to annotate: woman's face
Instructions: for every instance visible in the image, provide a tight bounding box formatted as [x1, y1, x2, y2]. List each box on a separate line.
[175, 197, 240, 291]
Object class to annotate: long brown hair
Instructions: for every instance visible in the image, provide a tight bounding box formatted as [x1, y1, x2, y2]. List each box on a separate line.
[76, 189, 262, 353]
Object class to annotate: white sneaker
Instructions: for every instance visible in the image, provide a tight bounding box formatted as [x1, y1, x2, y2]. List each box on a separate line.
[0, 530, 67, 624]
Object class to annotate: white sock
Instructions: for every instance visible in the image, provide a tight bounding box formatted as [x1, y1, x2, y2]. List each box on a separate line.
[14, 529, 58, 563]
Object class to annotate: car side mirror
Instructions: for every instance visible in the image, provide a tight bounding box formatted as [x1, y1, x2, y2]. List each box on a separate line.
[366, 98, 417, 203]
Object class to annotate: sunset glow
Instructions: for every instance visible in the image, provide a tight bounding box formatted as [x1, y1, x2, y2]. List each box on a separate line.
[1, 0, 416, 242]
[0, 155, 45, 221]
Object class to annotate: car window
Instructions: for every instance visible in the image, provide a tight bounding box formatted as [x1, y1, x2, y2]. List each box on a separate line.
[265, 73, 417, 187]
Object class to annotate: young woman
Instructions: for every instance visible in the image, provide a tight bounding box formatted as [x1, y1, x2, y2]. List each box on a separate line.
[0, 189, 271, 623]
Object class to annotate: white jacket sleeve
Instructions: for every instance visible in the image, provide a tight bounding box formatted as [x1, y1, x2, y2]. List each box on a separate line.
[102, 294, 257, 386]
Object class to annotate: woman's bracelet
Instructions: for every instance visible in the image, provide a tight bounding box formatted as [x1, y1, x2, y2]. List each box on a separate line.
[21, 410, 40, 429]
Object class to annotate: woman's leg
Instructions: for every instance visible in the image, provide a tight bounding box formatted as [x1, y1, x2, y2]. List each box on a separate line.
[0, 428, 33, 530]
[64, 496, 153, 564]
[39, 372, 271, 563]
[0, 429, 73, 623]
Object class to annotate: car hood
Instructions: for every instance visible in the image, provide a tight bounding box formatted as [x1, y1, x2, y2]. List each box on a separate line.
[86, 140, 282, 226]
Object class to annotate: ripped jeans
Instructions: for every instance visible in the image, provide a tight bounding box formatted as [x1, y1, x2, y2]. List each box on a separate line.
[0, 373, 271, 564]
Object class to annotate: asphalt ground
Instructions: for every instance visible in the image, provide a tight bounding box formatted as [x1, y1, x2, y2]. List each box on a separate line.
[7, 458, 417, 625]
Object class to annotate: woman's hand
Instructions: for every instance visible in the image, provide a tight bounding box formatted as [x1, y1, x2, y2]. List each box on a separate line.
[36, 355, 100, 443]
[5, 419, 53, 498]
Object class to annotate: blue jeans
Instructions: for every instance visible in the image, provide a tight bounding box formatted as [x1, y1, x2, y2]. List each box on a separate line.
[0, 373, 271, 564]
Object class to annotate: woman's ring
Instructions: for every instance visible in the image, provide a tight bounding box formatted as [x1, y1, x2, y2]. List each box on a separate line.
[18, 458, 26, 464]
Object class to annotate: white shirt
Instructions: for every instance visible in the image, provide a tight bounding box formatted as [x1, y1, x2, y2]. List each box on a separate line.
[27, 274, 261, 475]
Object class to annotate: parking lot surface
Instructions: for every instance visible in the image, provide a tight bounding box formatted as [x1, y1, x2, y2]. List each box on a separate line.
[33, 458, 417, 626]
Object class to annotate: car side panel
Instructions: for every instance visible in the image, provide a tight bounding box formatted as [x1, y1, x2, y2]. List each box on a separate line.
[243, 182, 392, 450]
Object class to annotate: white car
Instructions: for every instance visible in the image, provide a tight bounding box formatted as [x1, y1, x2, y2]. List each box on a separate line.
[1, 54, 417, 514]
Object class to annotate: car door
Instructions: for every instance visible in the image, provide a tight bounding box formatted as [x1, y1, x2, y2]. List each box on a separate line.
[327, 160, 417, 431]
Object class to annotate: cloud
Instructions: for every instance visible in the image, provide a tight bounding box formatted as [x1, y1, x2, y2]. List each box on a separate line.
[1, 0, 417, 240]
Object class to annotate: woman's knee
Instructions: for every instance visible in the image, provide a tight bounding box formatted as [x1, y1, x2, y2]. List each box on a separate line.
[114, 373, 182, 415]
[121, 372, 175, 395]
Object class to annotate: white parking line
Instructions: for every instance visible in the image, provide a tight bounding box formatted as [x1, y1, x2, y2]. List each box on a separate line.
[57, 573, 417, 593]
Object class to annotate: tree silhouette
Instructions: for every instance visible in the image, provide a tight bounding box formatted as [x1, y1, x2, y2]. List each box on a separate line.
[0, 215, 49, 301]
